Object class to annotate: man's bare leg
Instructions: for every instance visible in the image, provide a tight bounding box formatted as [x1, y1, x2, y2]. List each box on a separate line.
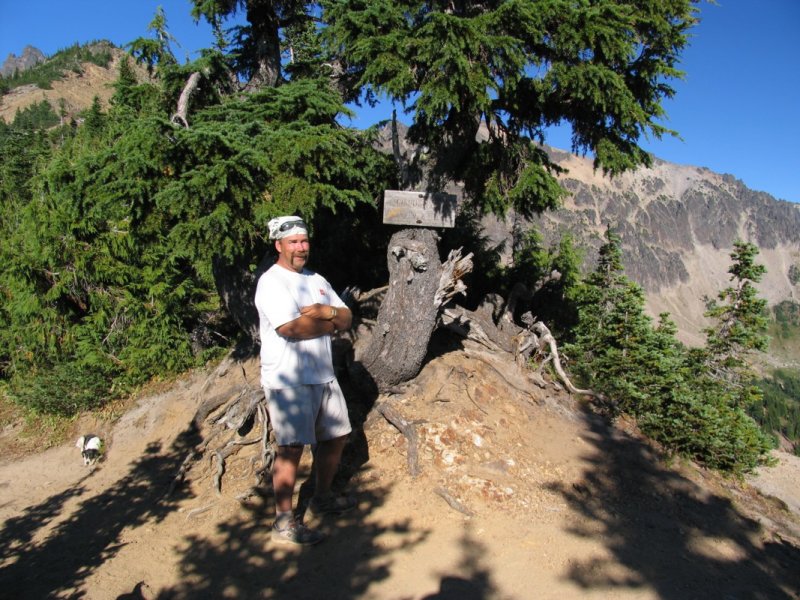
[313, 435, 347, 496]
[271, 444, 324, 545]
[273, 444, 304, 514]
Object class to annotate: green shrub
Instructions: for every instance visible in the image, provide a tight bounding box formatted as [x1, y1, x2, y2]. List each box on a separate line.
[788, 264, 800, 285]
[755, 368, 800, 452]
[773, 300, 800, 330]
[8, 359, 117, 416]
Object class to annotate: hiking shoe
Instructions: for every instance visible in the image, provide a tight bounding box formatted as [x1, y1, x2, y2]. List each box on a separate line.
[271, 515, 324, 546]
[309, 492, 357, 516]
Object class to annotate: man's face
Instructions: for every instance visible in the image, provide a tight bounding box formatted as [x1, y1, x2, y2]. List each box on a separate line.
[275, 234, 310, 273]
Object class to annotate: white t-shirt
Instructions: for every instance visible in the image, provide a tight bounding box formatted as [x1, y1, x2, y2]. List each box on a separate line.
[255, 264, 346, 389]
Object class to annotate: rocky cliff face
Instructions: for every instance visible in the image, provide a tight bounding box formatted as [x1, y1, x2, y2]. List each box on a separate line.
[1, 45, 46, 78]
[523, 152, 800, 346]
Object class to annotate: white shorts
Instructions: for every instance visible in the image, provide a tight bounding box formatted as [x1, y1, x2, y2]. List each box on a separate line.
[265, 379, 352, 446]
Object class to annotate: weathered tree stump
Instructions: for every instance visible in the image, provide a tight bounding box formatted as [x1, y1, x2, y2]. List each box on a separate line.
[357, 228, 441, 390]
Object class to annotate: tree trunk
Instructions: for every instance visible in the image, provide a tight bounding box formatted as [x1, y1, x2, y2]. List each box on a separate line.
[358, 228, 442, 390]
[211, 256, 261, 344]
[245, 0, 282, 89]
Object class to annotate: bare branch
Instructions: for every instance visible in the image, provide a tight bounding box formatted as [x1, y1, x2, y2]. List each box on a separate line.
[434, 486, 475, 517]
[171, 70, 204, 128]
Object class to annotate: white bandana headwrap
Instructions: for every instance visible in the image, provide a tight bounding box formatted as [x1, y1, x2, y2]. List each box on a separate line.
[268, 215, 309, 240]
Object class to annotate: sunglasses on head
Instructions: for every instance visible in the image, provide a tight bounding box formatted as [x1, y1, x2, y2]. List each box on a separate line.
[279, 219, 307, 232]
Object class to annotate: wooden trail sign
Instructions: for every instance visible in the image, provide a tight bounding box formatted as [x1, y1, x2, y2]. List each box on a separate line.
[383, 190, 458, 228]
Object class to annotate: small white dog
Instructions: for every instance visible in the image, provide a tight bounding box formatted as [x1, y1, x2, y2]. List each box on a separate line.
[75, 434, 104, 466]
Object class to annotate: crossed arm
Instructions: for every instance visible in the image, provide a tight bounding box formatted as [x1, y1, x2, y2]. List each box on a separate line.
[275, 303, 353, 340]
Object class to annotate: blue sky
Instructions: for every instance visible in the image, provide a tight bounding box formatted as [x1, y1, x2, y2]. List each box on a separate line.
[1, 0, 798, 203]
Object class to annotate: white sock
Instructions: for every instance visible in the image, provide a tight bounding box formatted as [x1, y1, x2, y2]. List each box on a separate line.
[275, 510, 293, 524]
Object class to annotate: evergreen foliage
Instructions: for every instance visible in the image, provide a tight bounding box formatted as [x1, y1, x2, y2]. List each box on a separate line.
[701, 241, 769, 392]
[754, 369, 800, 455]
[9, 100, 61, 130]
[0, 30, 391, 415]
[322, 0, 697, 216]
[566, 229, 772, 474]
[506, 228, 583, 337]
[771, 300, 800, 340]
[789, 263, 800, 286]
[126, 7, 180, 75]
[438, 205, 512, 311]
[0, 107, 59, 383]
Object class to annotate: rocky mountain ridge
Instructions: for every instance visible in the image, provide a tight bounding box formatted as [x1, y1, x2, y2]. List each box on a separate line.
[0, 45, 45, 78]
[531, 150, 800, 348]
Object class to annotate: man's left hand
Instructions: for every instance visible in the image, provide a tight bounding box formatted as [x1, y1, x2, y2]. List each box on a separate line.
[300, 303, 335, 321]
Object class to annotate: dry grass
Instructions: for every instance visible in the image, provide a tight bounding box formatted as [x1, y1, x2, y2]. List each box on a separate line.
[0, 393, 74, 462]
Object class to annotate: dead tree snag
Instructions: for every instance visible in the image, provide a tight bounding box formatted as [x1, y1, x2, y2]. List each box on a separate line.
[358, 228, 472, 391]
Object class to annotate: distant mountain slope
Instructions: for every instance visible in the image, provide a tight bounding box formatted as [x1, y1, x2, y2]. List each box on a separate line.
[0, 44, 140, 124]
[529, 150, 800, 348]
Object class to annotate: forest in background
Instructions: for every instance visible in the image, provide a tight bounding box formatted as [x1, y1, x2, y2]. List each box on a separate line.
[0, 1, 798, 473]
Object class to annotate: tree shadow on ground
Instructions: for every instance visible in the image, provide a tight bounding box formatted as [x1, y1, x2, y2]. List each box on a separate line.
[549, 407, 800, 599]
[153, 480, 429, 599]
[147, 344, 437, 599]
[0, 428, 199, 597]
[150, 450, 497, 599]
[0, 404, 433, 599]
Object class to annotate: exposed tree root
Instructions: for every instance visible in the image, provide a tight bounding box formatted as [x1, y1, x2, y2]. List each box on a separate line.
[433, 486, 475, 517]
[185, 503, 216, 520]
[170, 380, 275, 497]
[437, 301, 602, 401]
[527, 320, 593, 396]
[375, 401, 421, 478]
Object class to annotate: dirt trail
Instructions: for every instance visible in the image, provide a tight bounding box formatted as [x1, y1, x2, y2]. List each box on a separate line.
[1, 342, 799, 599]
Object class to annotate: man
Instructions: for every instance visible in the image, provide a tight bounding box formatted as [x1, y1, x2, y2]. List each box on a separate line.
[255, 215, 356, 545]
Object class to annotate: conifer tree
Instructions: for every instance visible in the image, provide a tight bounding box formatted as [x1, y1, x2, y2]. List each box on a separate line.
[657, 243, 773, 473]
[567, 231, 772, 473]
[322, 0, 697, 216]
[507, 230, 582, 336]
[82, 96, 105, 136]
[126, 6, 179, 75]
[0, 115, 54, 381]
[568, 227, 661, 414]
[701, 240, 769, 391]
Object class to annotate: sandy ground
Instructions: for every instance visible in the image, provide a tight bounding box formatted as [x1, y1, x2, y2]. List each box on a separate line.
[1, 342, 799, 599]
